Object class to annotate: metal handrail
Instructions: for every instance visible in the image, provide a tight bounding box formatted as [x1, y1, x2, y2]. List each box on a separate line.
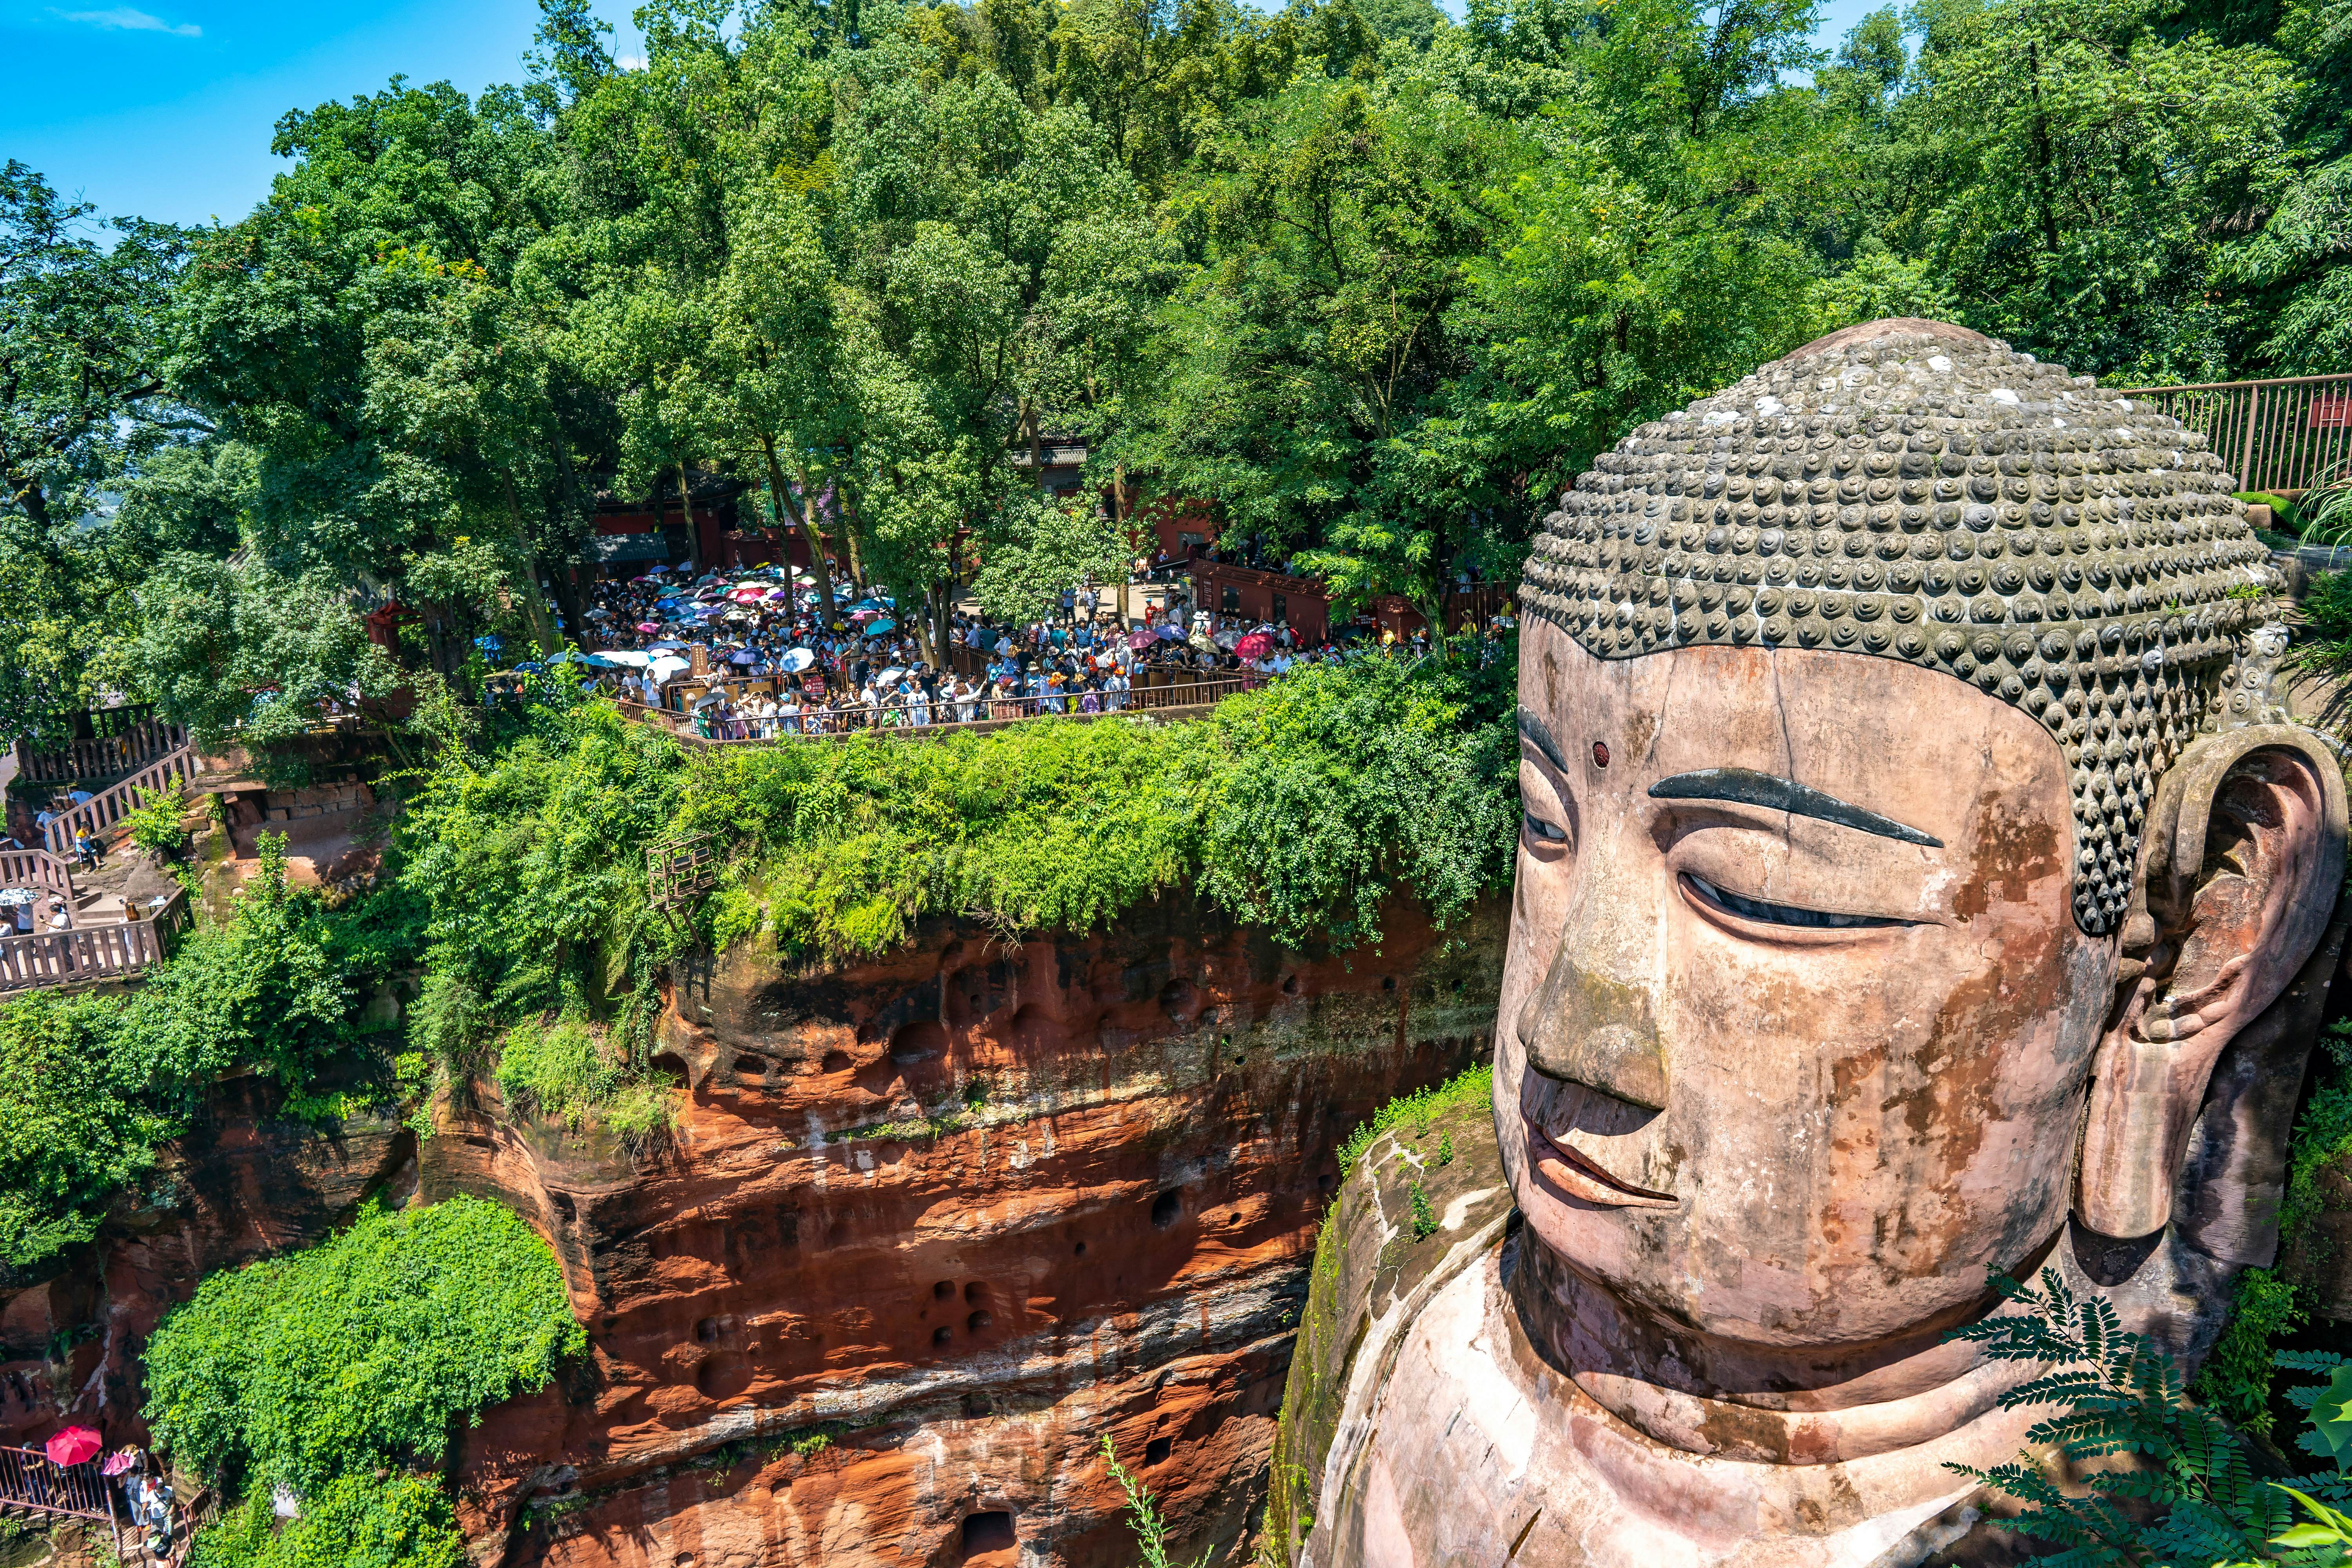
[2113, 371, 2352, 395]
[0, 1446, 121, 1537]
[2110, 371, 2352, 495]
[647, 675, 1263, 744]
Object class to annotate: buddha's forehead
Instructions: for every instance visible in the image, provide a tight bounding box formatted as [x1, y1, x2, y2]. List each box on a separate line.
[1520, 620, 2076, 852]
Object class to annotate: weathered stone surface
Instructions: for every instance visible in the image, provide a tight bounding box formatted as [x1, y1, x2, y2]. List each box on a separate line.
[0, 894, 1501, 1568]
[456, 897, 1500, 1568]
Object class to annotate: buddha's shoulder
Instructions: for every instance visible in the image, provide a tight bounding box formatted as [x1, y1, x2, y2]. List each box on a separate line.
[1264, 1082, 1515, 1562]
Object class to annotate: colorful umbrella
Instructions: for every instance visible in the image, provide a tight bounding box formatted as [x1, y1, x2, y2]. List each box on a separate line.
[635, 621, 660, 634]
[1156, 624, 1184, 641]
[1235, 632, 1273, 660]
[45, 1427, 102, 1467]
[1127, 629, 1156, 650]
[473, 635, 503, 652]
[730, 649, 758, 664]
[863, 618, 897, 637]
[779, 649, 816, 673]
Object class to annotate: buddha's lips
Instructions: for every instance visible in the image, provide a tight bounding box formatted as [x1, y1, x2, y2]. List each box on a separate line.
[1524, 1117, 1679, 1209]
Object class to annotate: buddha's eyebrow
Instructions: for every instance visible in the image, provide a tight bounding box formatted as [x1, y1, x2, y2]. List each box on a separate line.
[1648, 769, 1944, 848]
[1516, 711, 1570, 772]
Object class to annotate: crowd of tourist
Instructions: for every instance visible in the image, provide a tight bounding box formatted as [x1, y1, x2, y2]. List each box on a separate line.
[564, 561, 1348, 740]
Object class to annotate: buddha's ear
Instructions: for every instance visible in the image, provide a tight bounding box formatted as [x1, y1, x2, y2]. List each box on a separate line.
[2077, 725, 2347, 1239]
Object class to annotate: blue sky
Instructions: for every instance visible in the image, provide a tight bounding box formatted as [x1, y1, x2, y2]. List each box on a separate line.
[3, 0, 1885, 230]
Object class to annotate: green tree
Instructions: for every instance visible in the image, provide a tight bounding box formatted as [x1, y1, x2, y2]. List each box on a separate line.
[1888, 0, 2298, 379]
[0, 162, 197, 746]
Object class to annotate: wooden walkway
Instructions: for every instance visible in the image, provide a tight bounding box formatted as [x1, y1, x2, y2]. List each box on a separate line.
[40, 746, 195, 857]
[0, 917, 176, 994]
[14, 706, 187, 787]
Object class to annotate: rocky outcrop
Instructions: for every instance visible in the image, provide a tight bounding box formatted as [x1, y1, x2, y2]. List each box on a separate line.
[0, 894, 1503, 1568]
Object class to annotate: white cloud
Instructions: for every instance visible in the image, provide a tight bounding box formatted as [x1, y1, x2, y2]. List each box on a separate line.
[54, 6, 202, 36]
[617, 53, 647, 70]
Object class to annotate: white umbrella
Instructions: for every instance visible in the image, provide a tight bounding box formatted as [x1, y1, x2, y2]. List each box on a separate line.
[597, 650, 655, 667]
[779, 649, 816, 673]
[649, 656, 691, 683]
[875, 667, 907, 686]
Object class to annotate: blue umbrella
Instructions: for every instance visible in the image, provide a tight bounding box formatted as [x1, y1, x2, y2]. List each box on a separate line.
[513, 661, 546, 674]
[474, 635, 504, 652]
[863, 618, 897, 637]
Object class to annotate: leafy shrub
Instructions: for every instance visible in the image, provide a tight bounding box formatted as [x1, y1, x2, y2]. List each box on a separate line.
[1951, 1269, 2352, 1563]
[394, 704, 681, 1028]
[598, 1080, 677, 1153]
[191, 1474, 462, 1568]
[143, 1196, 584, 1499]
[671, 650, 1517, 965]
[0, 991, 177, 1265]
[494, 1019, 619, 1128]
[1334, 1064, 1490, 1174]
[1408, 1184, 1437, 1240]
[2195, 1267, 2307, 1436]
[123, 781, 192, 860]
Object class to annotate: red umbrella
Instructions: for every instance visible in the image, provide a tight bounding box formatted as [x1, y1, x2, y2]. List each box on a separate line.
[45, 1426, 102, 1466]
[1235, 632, 1273, 660]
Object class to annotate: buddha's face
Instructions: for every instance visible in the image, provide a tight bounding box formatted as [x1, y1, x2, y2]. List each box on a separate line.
[1497, 618, 2116, 1350]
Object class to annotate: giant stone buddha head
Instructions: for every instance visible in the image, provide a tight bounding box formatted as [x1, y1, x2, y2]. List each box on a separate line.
[1496, 318, 2347, 1460]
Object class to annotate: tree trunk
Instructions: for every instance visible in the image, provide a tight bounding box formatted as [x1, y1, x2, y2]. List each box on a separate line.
[762, 438, 838, 625]
[500, 476, 560, 653]
[676, 463, 701, 574]
[1113, 463, 1133, 627]
[844, 524, 868, 592]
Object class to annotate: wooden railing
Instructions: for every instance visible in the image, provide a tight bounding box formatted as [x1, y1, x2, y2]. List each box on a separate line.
[0, 917, 174, 993]
[2113, 372, 2352, 495]
[40, 746, 194, 857]
[0, 848, 78, 928]
[15, 711, 187, 787]
[0, 1446, 121, 1542]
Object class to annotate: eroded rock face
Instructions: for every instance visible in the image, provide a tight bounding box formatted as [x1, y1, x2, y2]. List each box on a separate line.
[455, 898, 1499, 1567]
[0, 894, 1500, 1568]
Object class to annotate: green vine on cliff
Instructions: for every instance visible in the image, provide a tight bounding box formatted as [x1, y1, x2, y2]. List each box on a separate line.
[148, 1196, 583, 1568]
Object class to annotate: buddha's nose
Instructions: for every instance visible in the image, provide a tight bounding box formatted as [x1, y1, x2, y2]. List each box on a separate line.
[1515, 945, 1668, 1111]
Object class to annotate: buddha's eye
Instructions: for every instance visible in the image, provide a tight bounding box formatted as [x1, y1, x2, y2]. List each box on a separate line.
[1682, 873, 1905, 930]
[1523, 811, 1568, 845]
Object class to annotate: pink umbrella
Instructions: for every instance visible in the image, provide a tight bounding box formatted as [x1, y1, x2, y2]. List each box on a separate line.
[1235, 632, 1273, 660]
[635, 621, 661, 635]
[1127, 629, 1156, 650]
[45, 1426, 102, 1467]
[730, 589, 766, 604]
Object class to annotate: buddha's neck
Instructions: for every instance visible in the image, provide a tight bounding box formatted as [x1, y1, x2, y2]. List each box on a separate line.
[1508, 1229, 2057, 1465]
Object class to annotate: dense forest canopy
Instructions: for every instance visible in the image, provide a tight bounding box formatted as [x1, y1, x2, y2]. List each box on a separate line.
[3, 0, 2347, 746]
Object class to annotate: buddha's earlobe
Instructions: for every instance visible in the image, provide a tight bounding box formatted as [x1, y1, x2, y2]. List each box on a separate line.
[2076, 725, 2347, 1240]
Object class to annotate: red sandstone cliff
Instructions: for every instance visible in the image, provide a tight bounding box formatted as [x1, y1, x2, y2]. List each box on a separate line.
[0, 894, 1503, 1568]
